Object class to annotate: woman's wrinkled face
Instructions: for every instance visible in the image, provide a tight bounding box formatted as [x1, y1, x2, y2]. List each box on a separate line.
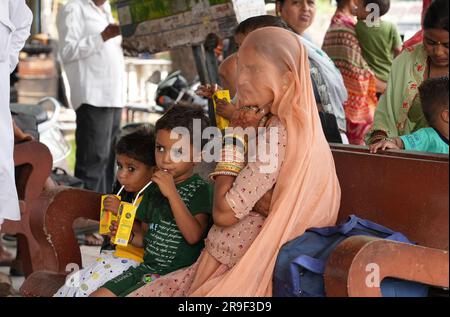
[237, 47, 276, 108]
[278, 0, 316, 35]
[424, 28, 449, 67]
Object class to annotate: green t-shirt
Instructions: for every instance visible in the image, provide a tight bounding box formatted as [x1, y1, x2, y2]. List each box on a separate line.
[136, 174, 213, 275]
[400, 127, 449, 154]
[355, 19, 402, 82]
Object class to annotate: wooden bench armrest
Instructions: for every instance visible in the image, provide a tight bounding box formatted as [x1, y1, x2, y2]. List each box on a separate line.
[324, 236, 449, 297]
[20, 271, 68, 297]
[14, 141, 52, 203]
[29, 187, 102, 273]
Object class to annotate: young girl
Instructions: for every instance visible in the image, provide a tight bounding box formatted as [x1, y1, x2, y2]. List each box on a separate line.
[54, 128, 155, 297]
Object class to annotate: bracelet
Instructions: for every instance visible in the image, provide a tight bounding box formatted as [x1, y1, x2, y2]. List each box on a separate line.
[209, 146, 246, 181]
[368, 131, 388, 144]
[209, 170, 240, 180]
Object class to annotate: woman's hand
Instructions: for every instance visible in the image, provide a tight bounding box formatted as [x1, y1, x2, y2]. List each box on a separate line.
[152, 170, 178, 199]
[229, 104, 271, 130]
[103, 195, 121, 216]
[195, 84, 221, 99]
[214, 96, 237, 121]
[253, 187, 274, 217]
[369, 138, 403, 153]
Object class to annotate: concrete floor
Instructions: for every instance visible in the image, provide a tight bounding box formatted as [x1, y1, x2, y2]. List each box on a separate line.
[0, 236, 101, 297]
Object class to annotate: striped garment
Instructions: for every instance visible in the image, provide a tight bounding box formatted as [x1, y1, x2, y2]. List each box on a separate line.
[322, 13, 378, 145]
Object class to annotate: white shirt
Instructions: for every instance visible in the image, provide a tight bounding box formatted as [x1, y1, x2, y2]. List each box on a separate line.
[0, 0, 33, 224]
[57, 0, 124, 110]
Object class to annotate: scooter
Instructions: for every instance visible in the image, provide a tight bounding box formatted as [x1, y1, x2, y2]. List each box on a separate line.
[11, 97, 71, 166]
[154, 71, 208, 113]
[37, 97, 72, 165]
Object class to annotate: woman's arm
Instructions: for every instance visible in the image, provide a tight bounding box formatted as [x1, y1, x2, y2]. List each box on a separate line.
[212, 175, 239, 227]
[367, 48, 413, 144]
[213, 118, 287, 227]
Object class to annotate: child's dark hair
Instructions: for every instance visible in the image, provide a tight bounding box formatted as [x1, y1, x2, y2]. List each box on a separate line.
[115, 127, 156, 167]
[361, 0, 390, 17]
[424, 0, 449, 32]
[420, 76, 449, 127]
[235, 15, 292, 37]
[155, 104, 210, 148]
[335, 0, 345, 8]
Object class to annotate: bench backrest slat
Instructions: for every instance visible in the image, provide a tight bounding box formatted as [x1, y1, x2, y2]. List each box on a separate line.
[331, 146, 449, 251]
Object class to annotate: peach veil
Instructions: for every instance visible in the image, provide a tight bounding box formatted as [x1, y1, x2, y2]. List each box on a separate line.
[190, 27, 341, 296]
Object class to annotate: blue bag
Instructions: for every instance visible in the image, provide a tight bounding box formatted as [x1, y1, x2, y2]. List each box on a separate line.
[273, 215, 429, 297]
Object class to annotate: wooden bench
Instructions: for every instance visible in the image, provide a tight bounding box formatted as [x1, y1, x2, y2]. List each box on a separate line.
[0, 141, 52, 277]
[19, 145, 449, 297]
[324, 144, 448, 296]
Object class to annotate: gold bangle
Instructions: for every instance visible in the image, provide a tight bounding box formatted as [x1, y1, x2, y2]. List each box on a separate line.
[209, 170, 239, 181]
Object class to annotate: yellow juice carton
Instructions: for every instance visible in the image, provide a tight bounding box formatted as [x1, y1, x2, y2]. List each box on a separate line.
[112, 181, 152, 247]
[113, 202, 138, 246]
[212, 90, 231, 130]
[99, 194, 120, 235]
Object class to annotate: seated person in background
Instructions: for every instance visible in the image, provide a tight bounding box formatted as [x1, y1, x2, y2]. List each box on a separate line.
[90, 105, 213, 297]
[199, 15, 346, 143]
[355, 0, 403, 96]
[54, 128, 156, 297]
[370, 76, 449, 154]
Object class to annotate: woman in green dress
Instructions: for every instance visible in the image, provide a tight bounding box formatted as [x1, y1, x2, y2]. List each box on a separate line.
[367, 0, 449, 145]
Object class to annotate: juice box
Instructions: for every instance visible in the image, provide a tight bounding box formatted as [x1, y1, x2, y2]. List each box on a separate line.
[99, 195, 120, 235]
[212, 90, 231, 130]
[113, 202, 138, 246]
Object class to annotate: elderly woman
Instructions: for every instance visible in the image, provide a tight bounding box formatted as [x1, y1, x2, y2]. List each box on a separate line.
[321, 0, 378, 145]
[367, 0, 449, 145]
[127, 27, 341, 297]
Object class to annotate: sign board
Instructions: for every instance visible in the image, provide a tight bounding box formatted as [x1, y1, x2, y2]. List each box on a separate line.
[111, 0, 266, 54]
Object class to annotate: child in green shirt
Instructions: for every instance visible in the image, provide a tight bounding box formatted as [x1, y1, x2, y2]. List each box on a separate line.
[370, 76, 449, 154]
[91, 105, 213, 297]
[355, 0, 403, 88]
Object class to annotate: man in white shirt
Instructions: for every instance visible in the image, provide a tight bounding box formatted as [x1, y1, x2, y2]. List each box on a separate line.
[57, 0, 124, 193]
[0, 0, 33, 230]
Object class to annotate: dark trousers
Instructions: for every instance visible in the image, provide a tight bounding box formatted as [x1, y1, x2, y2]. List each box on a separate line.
[75, 104, 122, 193]
[319, 111, 343, 144]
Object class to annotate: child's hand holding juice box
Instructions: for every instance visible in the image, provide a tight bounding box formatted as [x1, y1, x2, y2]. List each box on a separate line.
[110, 181, 153, 247]
[99, 193, 121, 235]
[113, 202, 139, 246]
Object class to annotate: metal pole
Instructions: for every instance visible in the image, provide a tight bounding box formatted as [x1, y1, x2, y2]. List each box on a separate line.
[192, 45, 208, 85]
[192, 45, 217, 127]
